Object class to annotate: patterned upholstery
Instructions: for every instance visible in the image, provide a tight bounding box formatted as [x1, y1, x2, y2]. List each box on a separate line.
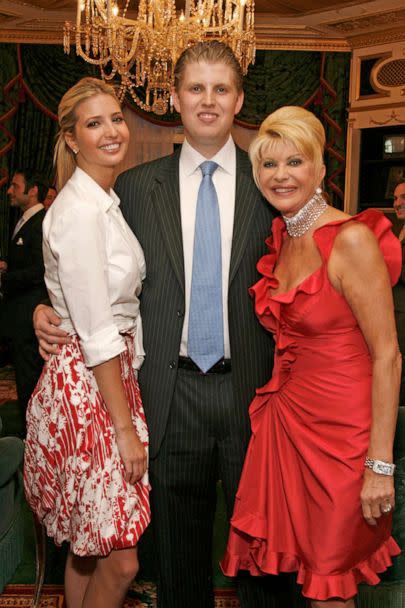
[0, 415, 24, 593]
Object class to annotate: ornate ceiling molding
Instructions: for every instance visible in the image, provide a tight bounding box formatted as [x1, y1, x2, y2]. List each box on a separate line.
[0, 28, 63, 43]
[0, 1, 404, 50]
[326, 9, 405, 34]
[255, 36, 350, 53]
[349, 27, 405, 49]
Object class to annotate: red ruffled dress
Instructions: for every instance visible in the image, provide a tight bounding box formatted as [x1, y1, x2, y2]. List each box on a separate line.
[221, 210, 402, 600]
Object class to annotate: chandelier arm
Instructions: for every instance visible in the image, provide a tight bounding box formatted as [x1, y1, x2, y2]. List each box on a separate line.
[76, 43, 113, 66]
[65, 0, 256, 114]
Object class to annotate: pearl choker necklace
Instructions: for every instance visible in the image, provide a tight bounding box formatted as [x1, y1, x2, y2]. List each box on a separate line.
[282, 188, 327, 238]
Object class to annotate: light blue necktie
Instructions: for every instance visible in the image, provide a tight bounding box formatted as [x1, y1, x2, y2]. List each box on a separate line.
[188, 161, 224, 373]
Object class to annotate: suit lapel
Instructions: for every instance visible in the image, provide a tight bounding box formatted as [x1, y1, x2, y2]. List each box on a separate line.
[152, 150, 185, 293]
[12, 208, 44, 245]
[229, 147, 260, 284]
[150, 147, 260, 292]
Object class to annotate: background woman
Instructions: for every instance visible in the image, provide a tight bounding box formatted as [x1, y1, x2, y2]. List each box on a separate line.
[221, 106, 401, 607]
[24, 77, 150, 608]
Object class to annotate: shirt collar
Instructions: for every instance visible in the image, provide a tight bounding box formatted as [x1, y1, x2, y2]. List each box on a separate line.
[22, 203, 44, 222]
[180, 136, 236, 177]
[73, 166, 120, 212]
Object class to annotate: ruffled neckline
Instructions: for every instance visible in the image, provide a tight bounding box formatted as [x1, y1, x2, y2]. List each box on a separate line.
[256, 208, 400, 305]
[249, 208, 401, 398]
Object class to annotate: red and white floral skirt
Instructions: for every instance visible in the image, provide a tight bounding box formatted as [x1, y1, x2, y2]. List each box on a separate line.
[24, 333, 150, 557]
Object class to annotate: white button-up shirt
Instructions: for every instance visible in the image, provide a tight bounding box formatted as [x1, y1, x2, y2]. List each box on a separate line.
[42, 167, 146, 368]
[179, 136, 236, 358]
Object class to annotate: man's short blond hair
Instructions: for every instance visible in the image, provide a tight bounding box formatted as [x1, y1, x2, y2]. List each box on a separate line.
[174, 41, 243, 92]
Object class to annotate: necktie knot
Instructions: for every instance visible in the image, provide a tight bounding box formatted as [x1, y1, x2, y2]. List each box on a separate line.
[200, 161, 218, 178]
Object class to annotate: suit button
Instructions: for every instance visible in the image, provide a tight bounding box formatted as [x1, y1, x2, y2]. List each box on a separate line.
[177, 310, 184, 318]
[169, 361, 176, 369]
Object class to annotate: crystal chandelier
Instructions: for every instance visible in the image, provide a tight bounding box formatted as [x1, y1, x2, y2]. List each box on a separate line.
[63, 0, 256, 115]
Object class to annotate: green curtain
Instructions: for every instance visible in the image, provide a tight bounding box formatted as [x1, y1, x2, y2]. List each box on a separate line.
[0, 43, 19, 257]
[318, 53, 350, 207]
[237, 50, 350, 207]
[21, 44, 99, 116]
[8, 99, 57, 182]
[0, 43, 351, 256]
[239, 50, 322, 123]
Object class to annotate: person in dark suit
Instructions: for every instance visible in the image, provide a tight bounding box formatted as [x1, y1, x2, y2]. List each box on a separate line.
[33, 42, 278, 607]
[0, 169, 48, 424]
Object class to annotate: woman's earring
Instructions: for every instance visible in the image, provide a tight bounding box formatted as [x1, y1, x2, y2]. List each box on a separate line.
[316, 186, 322, 194]
[73, 149, 78, 155]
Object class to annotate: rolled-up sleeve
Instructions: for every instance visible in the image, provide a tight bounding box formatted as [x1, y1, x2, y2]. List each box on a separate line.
[48, 203, 126, 367]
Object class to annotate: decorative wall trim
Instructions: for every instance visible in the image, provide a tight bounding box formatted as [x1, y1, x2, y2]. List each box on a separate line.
[1, 23, 404, 50]
[0, 29, 62, 43]
[369, 110, 405, 125]
[255, 36, 350, 52]
[0, 29, 353, 52]
[348, 101, 405, 113]
[349, 28, 405, 48]
[327, 9, 405, 33]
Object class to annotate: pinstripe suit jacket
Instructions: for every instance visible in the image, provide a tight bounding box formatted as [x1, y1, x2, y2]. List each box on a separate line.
[115, 146, 275, 458]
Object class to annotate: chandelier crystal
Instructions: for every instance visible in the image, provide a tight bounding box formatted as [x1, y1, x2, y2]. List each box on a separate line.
[63, 0, 256, 115]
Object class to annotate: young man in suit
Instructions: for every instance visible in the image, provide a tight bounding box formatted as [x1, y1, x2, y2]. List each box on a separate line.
[0, 169, 48, 425]
[34, 43, 280, 607]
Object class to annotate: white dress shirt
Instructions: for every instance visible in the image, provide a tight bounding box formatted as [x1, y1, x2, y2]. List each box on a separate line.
[43, 167, 146, 369]
[179, 136, 236, 359]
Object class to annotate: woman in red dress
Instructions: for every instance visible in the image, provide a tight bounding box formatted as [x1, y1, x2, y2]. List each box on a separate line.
[221, 106, 401, 607]
[24, 78, 150, 607]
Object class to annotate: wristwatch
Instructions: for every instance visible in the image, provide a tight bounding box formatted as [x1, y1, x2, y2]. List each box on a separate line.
[364, 457, 396, 476]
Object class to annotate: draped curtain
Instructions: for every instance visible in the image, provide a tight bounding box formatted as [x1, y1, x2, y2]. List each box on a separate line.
[0, 43, 350, 257]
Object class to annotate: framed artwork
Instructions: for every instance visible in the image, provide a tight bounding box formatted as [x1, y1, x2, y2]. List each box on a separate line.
[383, 134, 405, 159]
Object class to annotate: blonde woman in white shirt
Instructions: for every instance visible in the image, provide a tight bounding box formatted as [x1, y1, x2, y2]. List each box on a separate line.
[24, 78, 150, 608]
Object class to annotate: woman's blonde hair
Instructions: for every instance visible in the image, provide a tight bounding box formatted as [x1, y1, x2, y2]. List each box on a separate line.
[54, 77, 119, 191]
[249, 106, 326, 190]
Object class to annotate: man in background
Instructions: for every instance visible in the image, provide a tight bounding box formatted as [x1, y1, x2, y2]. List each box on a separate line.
[393, 180, 405, 404]
[0, 169, 48, 427]
[43, 185, 57, 210]
[394, 181, 405, 242]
